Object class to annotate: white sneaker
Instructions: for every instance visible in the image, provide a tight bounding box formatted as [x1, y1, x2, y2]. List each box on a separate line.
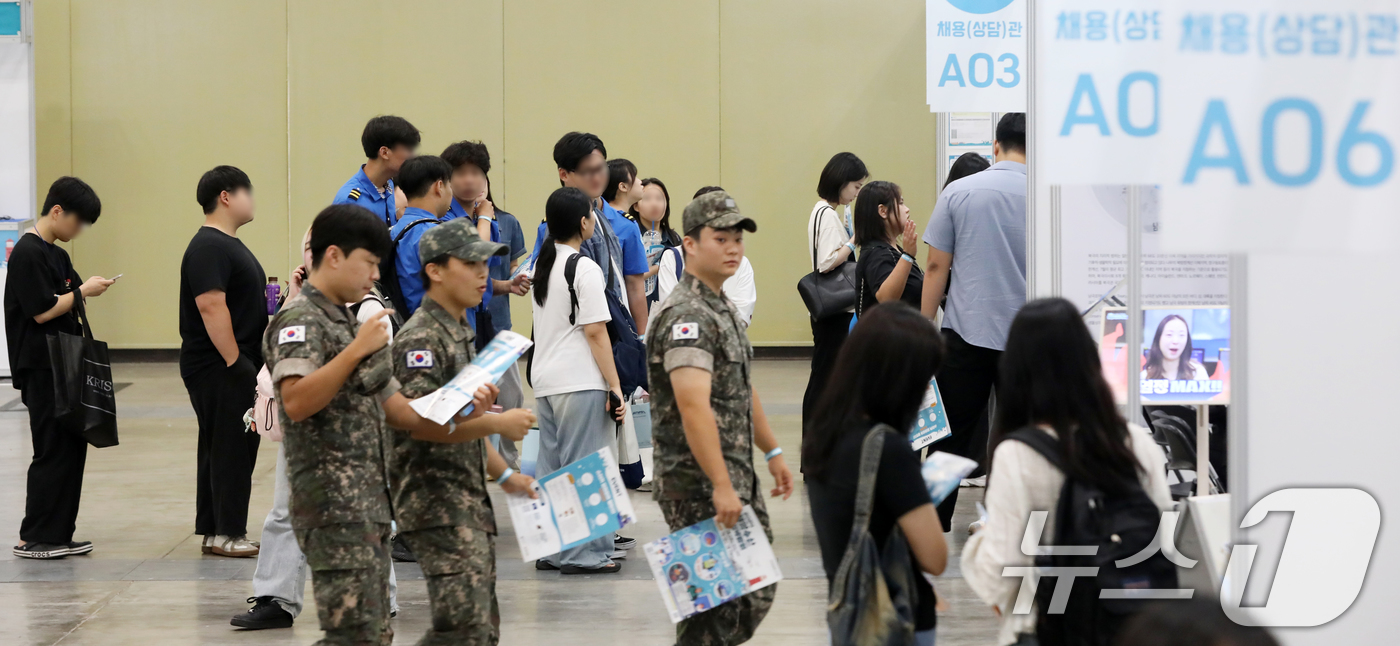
[209, 535, 259, 558]
[609, 549, 629, 560]
[959, 476, 987, 488]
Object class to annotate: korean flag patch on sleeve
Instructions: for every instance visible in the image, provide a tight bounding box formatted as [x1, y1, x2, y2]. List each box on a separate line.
[277, 325, 305, 345]
[672, 322, 699, 341]
[406, 350, 434, 368]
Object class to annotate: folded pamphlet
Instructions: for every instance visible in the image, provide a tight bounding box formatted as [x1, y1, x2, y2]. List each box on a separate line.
[644, 506, 783, 623]
[909, 378, 952, 450]
[408, 330, 532, 425]
[505, 447, 636, 562]
[923, 451, 979, 505]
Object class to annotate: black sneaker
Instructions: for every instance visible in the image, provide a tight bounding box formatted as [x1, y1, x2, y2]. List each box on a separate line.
[561, 560, 622, 575]
[66, 541, 94, 556]
[535, 559, 559, 571]
[230, 596, 293, 630]
[613, 534, 637, 550]
[391, 535, 416, 562]
[12, 543, 69, 559]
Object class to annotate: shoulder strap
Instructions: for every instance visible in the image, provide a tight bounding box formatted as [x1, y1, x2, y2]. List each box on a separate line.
[1004, 427, 1065, 471]
[392, 217, 436, 245]
[669, 246, 684, 279]
[811, 205, 835, 275]
[851, 424, 892, 536]
[564, 253, 581, 325]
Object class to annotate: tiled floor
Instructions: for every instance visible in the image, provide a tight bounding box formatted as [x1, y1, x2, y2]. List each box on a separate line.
[0, 360, 999, 645]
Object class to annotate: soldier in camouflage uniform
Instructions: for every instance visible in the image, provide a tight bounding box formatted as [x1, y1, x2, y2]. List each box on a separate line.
[389, 219, 537, 645]
[264, 205, 503, 646]
[646, 191, 795, 645]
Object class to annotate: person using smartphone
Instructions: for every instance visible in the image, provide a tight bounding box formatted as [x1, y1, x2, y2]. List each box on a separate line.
[6, 177, 113, 560]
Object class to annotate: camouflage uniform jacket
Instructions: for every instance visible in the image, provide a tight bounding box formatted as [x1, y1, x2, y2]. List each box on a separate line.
[389, 295, 495, 534]
[262, 283, 400, 530]
[647, 273, 757, 502]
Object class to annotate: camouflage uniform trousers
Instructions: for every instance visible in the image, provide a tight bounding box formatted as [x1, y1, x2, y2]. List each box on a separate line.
[657, 488, 776, 646]
[399, 525, 500, 646]
[295, 522, 394, 646]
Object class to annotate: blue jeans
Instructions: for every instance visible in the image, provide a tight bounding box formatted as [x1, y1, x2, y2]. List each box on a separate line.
[251, 444, 399, 616]
[916, 628, 936, 646]
[536, 389, 615, 568]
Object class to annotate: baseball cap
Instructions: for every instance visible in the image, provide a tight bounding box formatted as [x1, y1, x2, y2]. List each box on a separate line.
[417, 218, 508, 265]
[681, 190, 757, 236]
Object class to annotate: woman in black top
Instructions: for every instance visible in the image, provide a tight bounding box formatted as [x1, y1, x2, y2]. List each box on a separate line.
[804, 303, 948, 642]
[853, 181, 923, 315]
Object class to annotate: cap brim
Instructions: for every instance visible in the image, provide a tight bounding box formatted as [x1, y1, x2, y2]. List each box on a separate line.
[706, 212, 757, 233]
[449, 240, 510, 262]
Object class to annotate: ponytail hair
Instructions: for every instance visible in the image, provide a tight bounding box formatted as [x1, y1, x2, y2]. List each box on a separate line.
[534, 187, 592, 307]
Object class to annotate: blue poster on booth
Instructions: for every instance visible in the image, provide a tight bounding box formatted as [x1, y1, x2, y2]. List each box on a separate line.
[909, 378, 952, 450]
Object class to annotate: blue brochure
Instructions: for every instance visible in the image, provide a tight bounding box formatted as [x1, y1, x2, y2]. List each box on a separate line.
[644, 506, 782, 623]
[910, 378, 952, 450]
[505, 447, 636, 562]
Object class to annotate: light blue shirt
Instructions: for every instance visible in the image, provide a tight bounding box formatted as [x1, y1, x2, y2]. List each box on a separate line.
[389, 207, 442, 315]
[444, 198, 503, 332]
[333, 166, 397, 227]
[921, 160, 1027, 351]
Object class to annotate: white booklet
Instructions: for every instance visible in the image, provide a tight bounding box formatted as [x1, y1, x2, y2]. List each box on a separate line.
[505, 447, 636, 562]
[643, 505, 782, 623]
[407, 330, 532, 426]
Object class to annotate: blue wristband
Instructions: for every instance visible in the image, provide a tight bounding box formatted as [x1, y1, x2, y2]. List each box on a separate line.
[498, 467, 515, 484]
[765, 447, 783, 461]
[846, 241, 857, 253]
[900, 253, 916, 265]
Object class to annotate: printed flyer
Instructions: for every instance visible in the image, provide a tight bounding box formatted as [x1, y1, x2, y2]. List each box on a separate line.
[644, 506, 782, 624]
[922, 452, 979, 506]
[909, 378, 952, 450]
[408, 330, 532, 425]
[506, 447, 636, 562]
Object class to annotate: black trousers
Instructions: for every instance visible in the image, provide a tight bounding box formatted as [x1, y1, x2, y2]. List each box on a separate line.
[18, 369, 89, 545]
[184, 358, 260, 537]
[934, 329, 1002, 529]
[802, 313, 853, 453]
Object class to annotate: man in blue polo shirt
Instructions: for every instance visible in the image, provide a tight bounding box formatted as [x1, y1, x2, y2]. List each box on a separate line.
[920, 112, 1027, 529]
[333, 115, 420, 227]
[387, 156, 454, 314]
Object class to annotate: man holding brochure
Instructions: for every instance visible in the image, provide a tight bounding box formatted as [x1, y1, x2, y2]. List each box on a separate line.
[646, 191, 794, 645]
[389, 218, 536, 645]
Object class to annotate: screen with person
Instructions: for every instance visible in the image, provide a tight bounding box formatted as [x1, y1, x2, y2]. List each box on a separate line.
[1099, 307, 1230, 405]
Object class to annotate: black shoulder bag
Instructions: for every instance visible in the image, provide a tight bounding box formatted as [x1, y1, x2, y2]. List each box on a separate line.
[797, 205, 858, 321]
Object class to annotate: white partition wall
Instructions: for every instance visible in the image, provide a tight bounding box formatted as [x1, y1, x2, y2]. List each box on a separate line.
[0, 0, 34, 379]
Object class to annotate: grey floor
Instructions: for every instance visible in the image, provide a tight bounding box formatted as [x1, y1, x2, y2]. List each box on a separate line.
[0, 360, 999, 645]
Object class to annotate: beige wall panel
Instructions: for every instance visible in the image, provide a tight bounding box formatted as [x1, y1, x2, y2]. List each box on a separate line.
[719, 0, 936, 345]
[288, 0, 505, 274]
[66, 0, 289, 348]
[503, 0, 721, 335]
[34, 0, 72, 191]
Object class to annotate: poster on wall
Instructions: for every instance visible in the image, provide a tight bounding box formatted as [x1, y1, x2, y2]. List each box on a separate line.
[946, 112, 998, 171]
[1059, 185, 1229, 334]
[1100, 306, 1230, 405]
[926, 0, 1026, 112]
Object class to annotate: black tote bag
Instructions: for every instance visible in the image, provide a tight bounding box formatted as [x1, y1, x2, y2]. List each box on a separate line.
[797, 205, 858, 321]
[47, 296, 119, 448]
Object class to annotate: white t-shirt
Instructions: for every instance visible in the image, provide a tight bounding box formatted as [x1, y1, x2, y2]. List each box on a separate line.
[807, 199, 851, 273]
[530, 244, 612, 397]
[656, 253, 756, 327]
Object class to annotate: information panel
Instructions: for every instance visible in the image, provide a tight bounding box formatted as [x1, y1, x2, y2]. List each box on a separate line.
[927, 0, 1027, 112]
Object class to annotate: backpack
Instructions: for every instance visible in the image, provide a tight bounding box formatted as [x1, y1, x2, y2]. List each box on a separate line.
[525, 253, 648, 395]
[349, 287, 404, 334]
[647, 246, 684, 307]
[376, 217, 437, 315]
[1004, 427, 1178, 646]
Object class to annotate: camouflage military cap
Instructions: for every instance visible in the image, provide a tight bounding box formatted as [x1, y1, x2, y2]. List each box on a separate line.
[681, 190, 757, 236]
[418, 218, 509, 265]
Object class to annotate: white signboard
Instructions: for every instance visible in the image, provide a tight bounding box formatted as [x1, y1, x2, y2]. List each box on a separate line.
[1038, 0, 1399, 252]
[927, 0, 1027, 112]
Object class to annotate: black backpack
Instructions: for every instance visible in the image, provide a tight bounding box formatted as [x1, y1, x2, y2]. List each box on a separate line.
[1004, 427, 1178, 646]
[376, 217, 437, 315]
[349, 287, 405, 334]
[525, 253, 647, 395]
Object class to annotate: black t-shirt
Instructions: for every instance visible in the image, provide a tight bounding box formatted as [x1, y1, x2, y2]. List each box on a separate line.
[178, 227, 268, 377]
[857, 240, 924, 314]
[4, 233, 83, 384]
[807, 424, 937, 630]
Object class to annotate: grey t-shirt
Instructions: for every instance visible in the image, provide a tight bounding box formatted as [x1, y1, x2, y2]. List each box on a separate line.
[921, 160, 1027, 351]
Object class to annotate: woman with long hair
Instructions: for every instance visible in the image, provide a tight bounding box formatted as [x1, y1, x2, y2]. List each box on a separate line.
[853, 181, 923, 313]
[961, 298, 1170, 646]
[803, 152, 870, 449]
[626, 177, 680, 306]
[805, 303, 949, 645]
[529, 187, 627, 574]
[1142, 314, 1209, 380]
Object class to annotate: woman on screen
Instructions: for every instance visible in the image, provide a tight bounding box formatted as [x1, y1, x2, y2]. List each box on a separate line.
[1141, 314, 1209, 381]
